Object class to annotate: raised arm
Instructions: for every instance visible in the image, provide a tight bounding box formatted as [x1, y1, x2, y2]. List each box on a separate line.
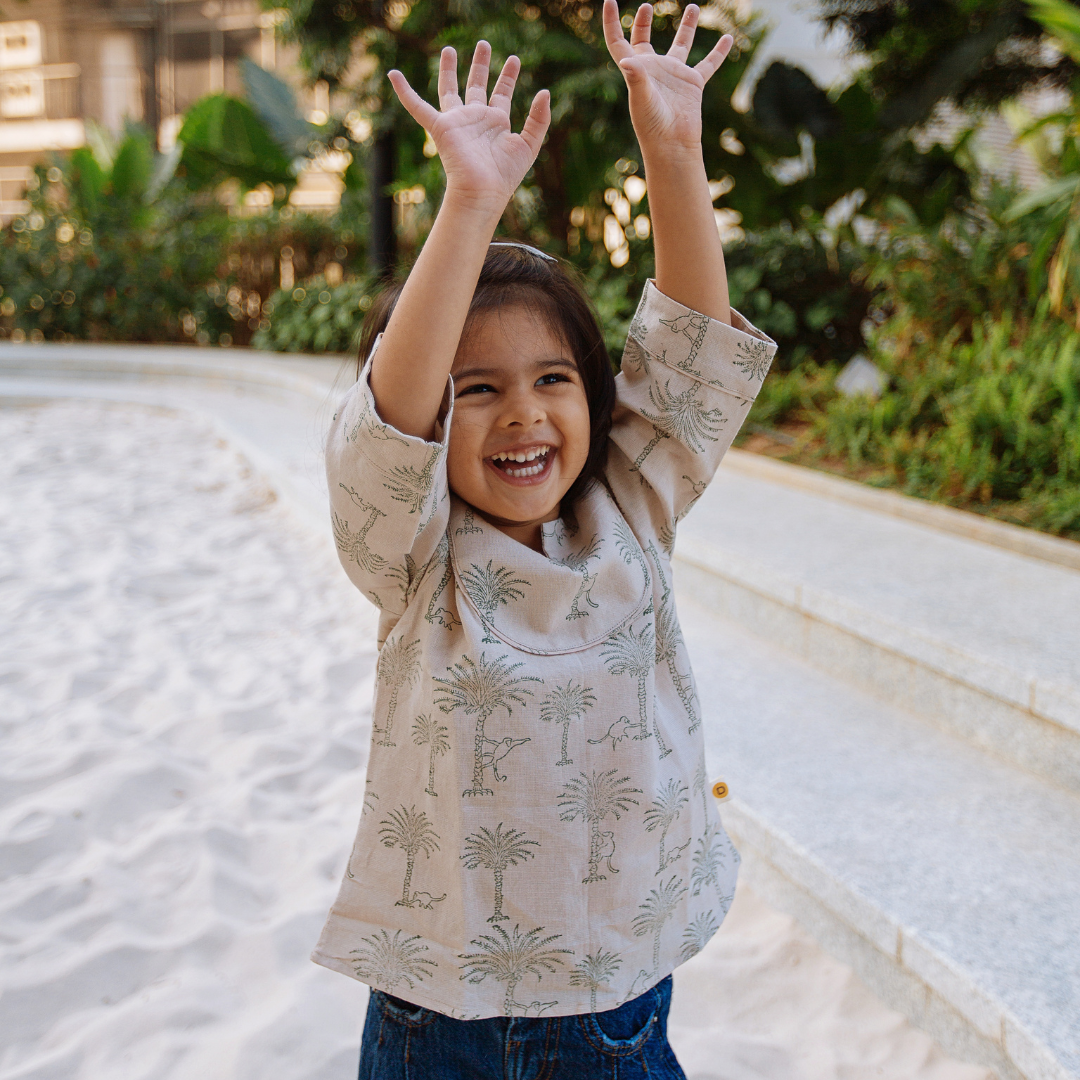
[603, 0, 732, 323]
[369, 45, 550, 440]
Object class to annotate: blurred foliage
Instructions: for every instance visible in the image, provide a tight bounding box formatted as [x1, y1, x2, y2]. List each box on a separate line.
[0, 123, 365, 347]
[740, 183, 1080, 537]
[725, 224, 871, 370]
[819, 0, 1076, 127]
[272, 0, 971, 251]
[1002, 0, 1080, 322]
[252, 274, 378, 352]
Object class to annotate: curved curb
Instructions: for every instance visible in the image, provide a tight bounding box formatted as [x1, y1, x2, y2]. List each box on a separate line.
[723, 449, 1080, 573]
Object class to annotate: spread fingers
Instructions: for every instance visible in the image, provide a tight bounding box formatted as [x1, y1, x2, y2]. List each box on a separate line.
[488, 54, 521, 115]
[463, 41, 491, 106]
[438, 46, 462, 110]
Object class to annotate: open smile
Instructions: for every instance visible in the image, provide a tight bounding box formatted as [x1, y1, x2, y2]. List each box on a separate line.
[486, 444, 555, 483]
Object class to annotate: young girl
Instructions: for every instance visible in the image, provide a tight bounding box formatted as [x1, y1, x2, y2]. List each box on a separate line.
[313, 2, 777, 1074]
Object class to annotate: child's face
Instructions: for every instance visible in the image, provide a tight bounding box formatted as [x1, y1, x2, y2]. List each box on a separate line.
[447, 304, 591, 541]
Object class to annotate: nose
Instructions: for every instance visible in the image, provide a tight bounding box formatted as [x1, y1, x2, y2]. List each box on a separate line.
[498, 383, 546, 429]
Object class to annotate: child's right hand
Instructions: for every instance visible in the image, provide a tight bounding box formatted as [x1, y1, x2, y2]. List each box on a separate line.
[388, 45, 551, 218]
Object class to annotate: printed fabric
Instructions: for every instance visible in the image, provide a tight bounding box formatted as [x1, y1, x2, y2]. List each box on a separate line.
[312, 280, 777, 1019]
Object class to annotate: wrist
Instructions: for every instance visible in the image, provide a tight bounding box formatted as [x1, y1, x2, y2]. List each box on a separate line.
[440, 185, 511, 225]
[641, 144, 706, 178]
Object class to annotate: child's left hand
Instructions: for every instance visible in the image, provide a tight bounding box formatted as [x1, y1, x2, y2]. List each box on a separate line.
[603, 0, 732, 157]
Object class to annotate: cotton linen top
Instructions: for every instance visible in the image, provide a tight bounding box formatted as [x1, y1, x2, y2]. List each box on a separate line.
[311, 280, 777, 1019]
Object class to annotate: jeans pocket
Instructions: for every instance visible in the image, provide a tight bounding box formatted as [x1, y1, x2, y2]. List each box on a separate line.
[578, 990, 662, 1057]
[376, 990, 438, 1027]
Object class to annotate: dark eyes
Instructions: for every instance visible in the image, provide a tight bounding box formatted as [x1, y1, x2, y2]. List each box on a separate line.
[458, 372, 571, 396]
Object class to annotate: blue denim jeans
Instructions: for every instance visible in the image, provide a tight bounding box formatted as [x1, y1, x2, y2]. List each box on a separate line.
[357, 975, 686, 1080]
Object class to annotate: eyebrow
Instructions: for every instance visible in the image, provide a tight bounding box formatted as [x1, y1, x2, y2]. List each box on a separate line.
[452, 357, 579, 382]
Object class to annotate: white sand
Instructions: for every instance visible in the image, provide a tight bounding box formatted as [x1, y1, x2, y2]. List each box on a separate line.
[0, 400, 989, 1080]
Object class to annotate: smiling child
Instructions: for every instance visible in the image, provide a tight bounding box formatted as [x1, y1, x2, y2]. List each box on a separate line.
[313, 4, 778, 1076]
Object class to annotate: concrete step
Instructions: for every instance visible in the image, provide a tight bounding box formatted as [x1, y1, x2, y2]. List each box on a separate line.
[681, 592, 1080, 1080]
[675, 457, 1080, 795]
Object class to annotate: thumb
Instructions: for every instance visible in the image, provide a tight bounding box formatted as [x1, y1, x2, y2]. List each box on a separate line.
[618, 58, 646, 84]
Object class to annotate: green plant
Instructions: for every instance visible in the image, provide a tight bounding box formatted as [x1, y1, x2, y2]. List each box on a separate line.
[1002, 0, 1080, 321]
[820, 305, 1080, 535]
[252, 274, 378, 353]
[724, 226, 871, 370]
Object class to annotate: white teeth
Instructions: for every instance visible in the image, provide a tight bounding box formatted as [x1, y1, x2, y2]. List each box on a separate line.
[491, 445, 552, 477]
[492, 445, 550, 464]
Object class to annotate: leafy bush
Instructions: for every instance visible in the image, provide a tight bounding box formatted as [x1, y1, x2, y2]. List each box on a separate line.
[0, 124, 367, 348]
[814, 306, 1080, 537]
[740, 187, 1080, 539]
[725, 226, 872, 370]
[252, 274, 376, 354]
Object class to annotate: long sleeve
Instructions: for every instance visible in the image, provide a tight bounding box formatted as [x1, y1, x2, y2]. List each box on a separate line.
[606, 280, 777, 540]
[325, 343, 452, 623]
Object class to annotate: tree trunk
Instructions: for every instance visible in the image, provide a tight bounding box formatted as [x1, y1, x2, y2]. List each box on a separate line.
[378, 688, 399, 747]
[505, 975, 520, 1016]
[426, 747, 437, 796]
[559, 720, 571, 766]
[490, 866, 506, 921]
[467, 713, 492, 796]
[585, 819, 604, 883]
[370, 128, 396, 278]
[399, 852, 414, 906]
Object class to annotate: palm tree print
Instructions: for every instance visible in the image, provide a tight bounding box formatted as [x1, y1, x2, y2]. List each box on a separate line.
[458, 923, 572, 1016]
[434, 652, 540, 797]
[381, 448, 441, 514]
[424, 536, 459, 630]
[351, 929, 437, 991]
[333, 485, 387, 575]
[558, 534, 604, 621]
[632, 875, 687, 976]
[461, 823, 540, 923]
[649, 544, 700, 733]
[412, 713, 450, 797]
[558, 770, 642, 884]
[621, 336, 653, 376]
[733, 337, 772, 382]
[601, 624, 671, 757]
[660, 310, 710, 374]
[612, 516, 651, 589]
[459, 560, 530, 643]
[679, 910, 719, 962]
[644, 779, 691, 873]
[374, 636, 422, 747]
[569, 949, 623, 1013]
[379, 805, 445, 909]
[631, 379, 726, 474]
[456, 505, 482, 534]
[657, 522, 675, 555]
[539, 681, 597, 766]
[691, 823, 732, 913]
[693, 757, 710, 821]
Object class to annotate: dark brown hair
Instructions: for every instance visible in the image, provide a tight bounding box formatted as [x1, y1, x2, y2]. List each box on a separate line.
[356, 244, 616, 511]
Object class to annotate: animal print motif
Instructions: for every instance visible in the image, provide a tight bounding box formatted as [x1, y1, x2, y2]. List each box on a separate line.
[313, 281, 776, 1018]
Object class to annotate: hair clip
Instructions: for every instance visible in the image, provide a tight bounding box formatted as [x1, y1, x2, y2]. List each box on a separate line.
[489, 241, 557, 262]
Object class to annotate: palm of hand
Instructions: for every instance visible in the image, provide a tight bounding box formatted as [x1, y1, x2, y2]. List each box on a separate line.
[387, 44, 550, 211]
[429, 105, 537, 203]
[622, 51, 705, 147]
[603, 0, 733, 154]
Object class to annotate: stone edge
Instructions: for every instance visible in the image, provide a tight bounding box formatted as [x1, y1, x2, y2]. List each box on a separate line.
[723, 797, 1076, 1080]
[722, 449, 1080, 573]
